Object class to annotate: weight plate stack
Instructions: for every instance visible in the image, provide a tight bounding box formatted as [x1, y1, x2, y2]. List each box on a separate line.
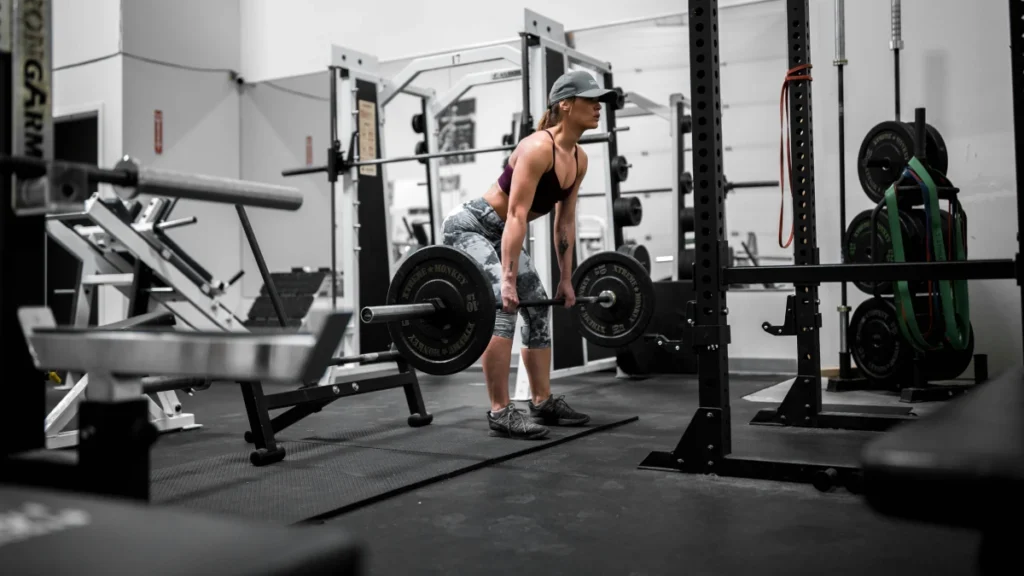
[613, 196, 643, 228]
[850, 296, 974, 387]
[857, 121, 950, 202]
[617, 243, 651, 274]
[844, 209, 924, 294]
[858, 121, 917, 203]
[905, 208, 965, 262]
[616, 342, 655, 377]
[849, 297, 914, 387]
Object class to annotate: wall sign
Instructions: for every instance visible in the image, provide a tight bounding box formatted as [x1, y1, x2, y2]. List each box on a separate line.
[154, 110, 163, 155]
[358, 100, 378, 177]
[438, 98, 475, 166]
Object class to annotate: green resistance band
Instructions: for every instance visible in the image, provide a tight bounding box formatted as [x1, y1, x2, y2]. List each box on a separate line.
[882, 157, 971, 352]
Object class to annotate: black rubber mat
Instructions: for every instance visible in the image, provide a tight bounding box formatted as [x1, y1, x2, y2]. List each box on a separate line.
[151, 405, 637, 524]
[304, 405, 636, 459]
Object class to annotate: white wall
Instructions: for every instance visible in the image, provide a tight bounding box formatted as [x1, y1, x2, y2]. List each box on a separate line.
[53, 0, 121, 70]
[122, 0, 240, 71]
[239, 72, 333, 298]
[120, 1, 246, 313]
[54, 58, 123, 171]
[54, 0, 124, 324]
[240, 0, 685, 83]
[806, 0, 1018, 375]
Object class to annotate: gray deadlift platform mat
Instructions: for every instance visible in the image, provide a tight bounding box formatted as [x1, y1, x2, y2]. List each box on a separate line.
[151, 405, 638, 524]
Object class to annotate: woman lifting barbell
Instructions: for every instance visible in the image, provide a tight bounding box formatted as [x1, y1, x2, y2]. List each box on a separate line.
[441, 71, 617, 440]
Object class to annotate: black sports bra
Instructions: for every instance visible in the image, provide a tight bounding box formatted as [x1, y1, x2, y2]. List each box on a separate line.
[496, 130, 578, 216]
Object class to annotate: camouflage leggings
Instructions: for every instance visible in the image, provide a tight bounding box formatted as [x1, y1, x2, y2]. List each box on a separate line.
[441, 197, 551, 348]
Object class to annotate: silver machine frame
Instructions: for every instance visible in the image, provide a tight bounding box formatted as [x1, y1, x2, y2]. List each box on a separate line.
[41, 195, 250, 448]
[618, 91, 689, 281]
[512, 10, 621, 400]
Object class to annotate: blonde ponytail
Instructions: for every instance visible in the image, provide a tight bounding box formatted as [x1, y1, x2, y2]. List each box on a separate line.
[537, 106, 556, 130]
[537, 98, 574, 130]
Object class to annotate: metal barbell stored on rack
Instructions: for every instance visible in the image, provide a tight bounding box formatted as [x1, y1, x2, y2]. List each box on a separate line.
[2, 154, 305, 212]
[281, 127, 630, 177]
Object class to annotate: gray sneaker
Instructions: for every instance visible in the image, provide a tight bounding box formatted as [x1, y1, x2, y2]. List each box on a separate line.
[529, 395, 591, 426]
[488, 403, 550, 440]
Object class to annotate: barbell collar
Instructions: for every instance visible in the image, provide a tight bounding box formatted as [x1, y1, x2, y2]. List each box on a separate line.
[282, 164, 328, 177]
[725, 180, 780, 191]
[154, 216, 198, 231]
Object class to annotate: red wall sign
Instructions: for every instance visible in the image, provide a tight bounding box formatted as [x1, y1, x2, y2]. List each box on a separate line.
[154, 110, 163, 155]
[306, 136, 313, 166]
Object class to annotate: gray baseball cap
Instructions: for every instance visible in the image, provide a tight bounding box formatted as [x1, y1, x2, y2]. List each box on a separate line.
[548, 70, 617, 105]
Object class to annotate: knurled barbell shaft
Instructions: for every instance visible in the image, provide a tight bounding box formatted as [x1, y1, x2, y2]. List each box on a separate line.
[282, 129, 627, 177]
[359, 292, 615, 325]
[508, 293, 611, 309]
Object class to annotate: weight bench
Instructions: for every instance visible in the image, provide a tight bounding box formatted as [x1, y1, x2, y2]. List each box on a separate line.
[0, 485, 363, 575]
[861, 366, 1024, 575]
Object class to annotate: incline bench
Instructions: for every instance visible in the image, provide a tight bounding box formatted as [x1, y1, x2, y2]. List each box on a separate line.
[0, 485, 363, 575]
[861, 366, 1024, 575]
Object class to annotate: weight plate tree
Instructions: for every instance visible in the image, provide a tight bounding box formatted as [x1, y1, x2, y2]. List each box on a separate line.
[857, 120, 949, 202]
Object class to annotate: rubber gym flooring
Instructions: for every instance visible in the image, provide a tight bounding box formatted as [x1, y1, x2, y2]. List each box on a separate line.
[54, 369, 978, 575]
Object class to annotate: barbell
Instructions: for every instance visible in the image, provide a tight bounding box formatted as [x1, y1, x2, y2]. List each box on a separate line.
[282, 128, 629, 177]
[347, 245, 655, 375]
[360, 291, 618, 324]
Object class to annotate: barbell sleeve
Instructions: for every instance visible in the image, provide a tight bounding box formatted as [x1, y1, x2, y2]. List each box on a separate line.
[113, 156, 304, 211]
[154, 216, 198, 231]
[328, 350, 402, 366]
[360, 302, 440, 324]
[140, 376, 211, 394]
[282, 164, 329, 177]
[726, 180, 780, 191]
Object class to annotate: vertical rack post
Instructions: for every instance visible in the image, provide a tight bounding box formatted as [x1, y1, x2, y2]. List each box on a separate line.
[420, 97, 435, 245]
[641, 0, 733, 466]
[1, 0, 52, 456]
[603, 71, 624, 250]
[1012, 0, 1024, 355]
[784, 0, 823, 420]
[328, 66, 340, 310]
